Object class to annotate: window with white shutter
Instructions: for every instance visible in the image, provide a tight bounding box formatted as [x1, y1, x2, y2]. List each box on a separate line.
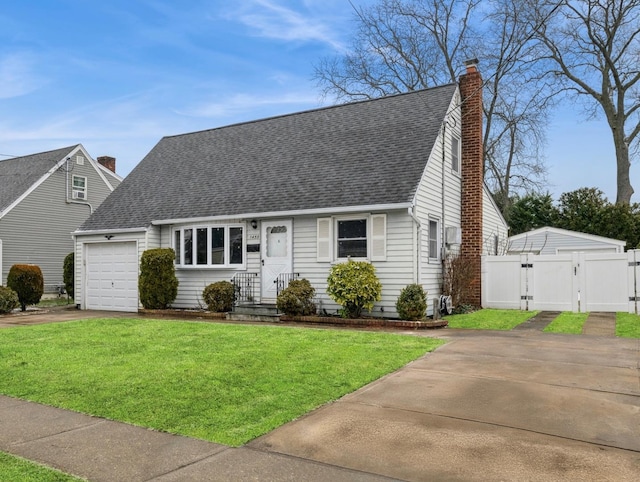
[370, 214, 387, 261]
[317, 218, 332, 262]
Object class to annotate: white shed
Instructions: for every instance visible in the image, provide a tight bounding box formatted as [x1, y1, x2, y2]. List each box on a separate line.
[507, 226, 626, 255]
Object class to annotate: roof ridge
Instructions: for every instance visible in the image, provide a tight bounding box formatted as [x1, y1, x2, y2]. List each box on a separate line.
[162, 83, 458, 141]
[0, 144, 79, 163]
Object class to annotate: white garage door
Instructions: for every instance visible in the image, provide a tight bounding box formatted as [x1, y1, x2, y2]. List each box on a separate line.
[85, 242, 139, 312]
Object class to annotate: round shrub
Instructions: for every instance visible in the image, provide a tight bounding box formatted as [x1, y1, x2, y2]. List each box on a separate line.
[326, 259, 382, 318]
[0, 286, 19, 314]
[276, 279, 316, 316]
[139, 248, 179, 309]
[7, 264, 44, 312]
[396, 284, 427, 320]
[203, 281, 236, 312]
[63, 252, 74, 298]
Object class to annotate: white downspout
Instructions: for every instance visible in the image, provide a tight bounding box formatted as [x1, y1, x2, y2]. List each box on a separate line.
[408, 205, 422, 284]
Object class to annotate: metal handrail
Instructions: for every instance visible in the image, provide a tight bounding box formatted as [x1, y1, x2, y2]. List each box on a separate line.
[275, 272, 300, 298]
[231, 272, 258, 306]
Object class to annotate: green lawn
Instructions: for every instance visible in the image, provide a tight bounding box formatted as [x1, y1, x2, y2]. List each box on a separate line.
[0, 452, 82, 481]
[0, 319, 444, 446]
[616, 312, 640, 338]
[543, 312, 588, 334]
[444, 308, 538, 330]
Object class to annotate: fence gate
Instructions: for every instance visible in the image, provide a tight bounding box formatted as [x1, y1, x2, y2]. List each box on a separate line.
[482, 250, 640, 313]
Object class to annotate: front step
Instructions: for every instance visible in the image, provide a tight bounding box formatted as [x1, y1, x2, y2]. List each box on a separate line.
[228, 304, 281, 322]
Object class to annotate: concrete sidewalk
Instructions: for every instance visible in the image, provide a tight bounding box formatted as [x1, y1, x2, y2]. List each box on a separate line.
[0, 312, 639, 480]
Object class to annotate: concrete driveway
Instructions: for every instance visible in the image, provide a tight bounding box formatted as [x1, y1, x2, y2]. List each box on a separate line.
[250, 330, 640, 481]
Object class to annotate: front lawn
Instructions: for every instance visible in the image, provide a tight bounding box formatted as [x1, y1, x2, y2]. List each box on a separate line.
[444, 309, 538, 330]
[543, 312, 588, 334]
[616, 313, 640, 338]
[0, 319, 444, 446]
[0, 451, 81, 481]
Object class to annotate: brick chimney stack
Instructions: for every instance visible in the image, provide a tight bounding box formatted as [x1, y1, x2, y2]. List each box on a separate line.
[459, 59, 483, 307]
[97, 156, 116, 173]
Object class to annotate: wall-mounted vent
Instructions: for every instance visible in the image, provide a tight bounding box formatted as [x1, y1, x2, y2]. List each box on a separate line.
[72, 190, 86, 200]
[76, 156, 84, 165]
[445, 226, 461, 245]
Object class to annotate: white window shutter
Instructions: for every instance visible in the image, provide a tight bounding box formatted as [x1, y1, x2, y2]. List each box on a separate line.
[370, 214, 387, 261]
[317, 218, 332, 262]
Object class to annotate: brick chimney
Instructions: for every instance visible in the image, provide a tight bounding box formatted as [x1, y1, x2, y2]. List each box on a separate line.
[459, 59, 483, 307]
[97, 156, 116, 173]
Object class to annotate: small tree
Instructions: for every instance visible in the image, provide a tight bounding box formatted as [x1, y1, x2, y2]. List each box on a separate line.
[396, 284, 427, 320]
[63, 252, 74, 298]
[7, 264, 44, 311]
[202, 281, 236, 312]
[326, 259, 382, 318]
[139, 248, 178, 309]
[0, 286, 19, 314]
[442, 254, 475, 310]
[276, 279, 316, 316]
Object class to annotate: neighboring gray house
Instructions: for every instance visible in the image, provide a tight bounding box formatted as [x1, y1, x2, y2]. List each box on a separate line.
[507, 226, 626, 255]
[73, 62, 508, 316]
[0, 145, 121, 293]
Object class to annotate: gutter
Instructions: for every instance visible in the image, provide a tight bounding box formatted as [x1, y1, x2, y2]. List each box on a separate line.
[408, 205, 422, 284]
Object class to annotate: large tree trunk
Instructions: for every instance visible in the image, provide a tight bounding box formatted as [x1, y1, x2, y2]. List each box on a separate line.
[613, 128, 634, 204]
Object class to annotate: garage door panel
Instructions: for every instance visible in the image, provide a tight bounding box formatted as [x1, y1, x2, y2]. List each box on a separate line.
[85, 242, 138, 312]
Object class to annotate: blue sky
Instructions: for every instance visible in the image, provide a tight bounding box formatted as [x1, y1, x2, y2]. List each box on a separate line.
[0, 0, 634, 203]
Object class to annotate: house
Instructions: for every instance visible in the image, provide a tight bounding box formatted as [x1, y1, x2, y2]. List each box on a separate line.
[73, 61, 508, 316]
[0, 145, 121, 293]
[507, 226, 626, 255]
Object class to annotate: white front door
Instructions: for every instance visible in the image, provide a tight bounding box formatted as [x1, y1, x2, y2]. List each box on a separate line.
[261, 219, 293, 301]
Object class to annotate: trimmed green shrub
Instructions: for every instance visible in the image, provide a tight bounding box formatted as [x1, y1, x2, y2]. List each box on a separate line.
[0, 286, 19, 314]
[396, 284, 427, 320]
[276, 279, 316, 316]
[139, 248, 178, 309]
[7, 264, 44, 311]
[202, 281, 236, 312]
[326, 259, 382, 318]
[63, 252, 74, 298]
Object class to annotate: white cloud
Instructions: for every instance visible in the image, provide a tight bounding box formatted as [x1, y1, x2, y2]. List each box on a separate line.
[0, 52, 47, 99]
[179, 90, 320, 119]
[225, 0, 346, 50]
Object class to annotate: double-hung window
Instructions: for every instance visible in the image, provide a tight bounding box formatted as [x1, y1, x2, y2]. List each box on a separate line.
[317, 214, 386, 262]
[72, 175, 87, 200]
[451, 135, 460, 174]
[174, 225, 244, 268]
[428, 219, 440, 260]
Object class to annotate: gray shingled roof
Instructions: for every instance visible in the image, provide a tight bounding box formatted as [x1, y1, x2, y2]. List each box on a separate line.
[0, 145, 79, 213]
[79, 84, 457, 231]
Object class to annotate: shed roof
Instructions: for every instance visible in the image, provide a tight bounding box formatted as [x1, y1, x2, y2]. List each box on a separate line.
[79, 84, 458, 231]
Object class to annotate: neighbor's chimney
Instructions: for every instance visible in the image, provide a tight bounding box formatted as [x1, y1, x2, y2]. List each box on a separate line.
[459, 59, 483, 307]
[97, 156, 116, 173]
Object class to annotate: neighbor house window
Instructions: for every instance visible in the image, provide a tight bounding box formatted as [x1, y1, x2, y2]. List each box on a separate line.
[451, 136, 460, 174]
[429, 219, 439, 260]
[174, 224, 245, 268]
[72, 175, 87, 199]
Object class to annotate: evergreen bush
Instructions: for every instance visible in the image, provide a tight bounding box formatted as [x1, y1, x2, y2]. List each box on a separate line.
[202, 281, 236, 312]
[139, 248, 179, 309]
[326, 259, 382, 318]
[395, 284, 427, 320]
[276, 279, 316, 316]
[63, 252, 74, 298]
[7, 264, 44, 311]
[0, 286, 19, 314]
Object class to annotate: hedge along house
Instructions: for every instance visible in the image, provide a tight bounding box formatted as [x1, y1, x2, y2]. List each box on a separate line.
[0, 145, 121, 294]
[73, 61, 507, 316]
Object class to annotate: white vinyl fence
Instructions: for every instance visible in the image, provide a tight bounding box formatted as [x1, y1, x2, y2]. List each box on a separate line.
[482, 250, 640, 313]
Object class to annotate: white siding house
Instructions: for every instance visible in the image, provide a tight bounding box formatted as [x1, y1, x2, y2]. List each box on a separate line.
[73, 63, 506, 317]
